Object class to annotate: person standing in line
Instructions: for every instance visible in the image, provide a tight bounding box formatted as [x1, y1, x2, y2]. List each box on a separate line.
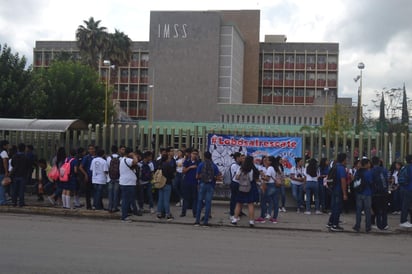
[304, 158, 321, 215]
[290, 157, 306, 213]
[327, 153, 348, 232]
[61, 149, 78, 209]
[399, 155, 412, 228]
[352, 158, 372, 233]
[10, 143, 30, 207]
[318, 158, 330, 213]
[48, 147, 66, 206]
[90, 148, 108, 210]
[231, 155, 259, 227]
[370, 156, 389, 230]
[181, 148, 200, 217]
[119, 148, 139, 222]
[156, 152, 176, 220]
[0, 140, 10, 205]
[107, 145, 121, 213]
[173, 149, 185, 207]
[194, 151, 220, 227]
[79, 144, 96, 210]
[229, 152, 244, 222]
[137, 150, 155, 214]
[389, 161, 402, 215]
[277, 156, 287, 213]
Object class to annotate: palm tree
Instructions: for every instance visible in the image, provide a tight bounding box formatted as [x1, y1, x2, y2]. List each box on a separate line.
[76, 17, 108, 70]
[106, 29, 132, 67]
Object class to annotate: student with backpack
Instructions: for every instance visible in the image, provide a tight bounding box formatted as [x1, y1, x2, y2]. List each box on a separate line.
[137, 151, 155, 214]
[370, 156, 389, 230]
[231, 155, 259, 227]
[399, 154, 412, 228]
[60, 149, 78, 209]
[181, 148, 200, 218]
[79, 145, 96, 210]
[194, 151, 220, 227]
[90, 148, 108, 210]
[352, 158, 372, 233]
[107, 145, 121, 213]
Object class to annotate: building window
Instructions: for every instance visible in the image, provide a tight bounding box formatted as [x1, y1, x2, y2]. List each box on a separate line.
[237, 115, 240, 123]
[262, 116, 266, 124]
[304, 117, 307, 124]
[299, 117, 302, 124]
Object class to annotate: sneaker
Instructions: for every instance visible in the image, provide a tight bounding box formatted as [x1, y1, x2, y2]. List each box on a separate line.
[254, 217, 266, 224]
[231, 220, 237, 225]
[371, 225, 378, 230]
[399, 222, 412, 228]
[326, 223, 332, 228]
[330, 225, 344, 232]
[122, 217, 132, 223]
[269, 218, 278, 224]
[352, 226, 360, 233]
[150, 208, 155, 214]
[383, 225, 389, 230]
[202, 223, 210, 228]
[156, 214, 163, 220]
[315, 210, 322, 215]
[304, 211, 311, 215]
[265, 214, 271, 219]
[166, 215, 174, 221]
[281, 207, 287, 212]
[175, 202, 181, 207]
[194, 222, 200, 227]
[249, 221, 255, 227]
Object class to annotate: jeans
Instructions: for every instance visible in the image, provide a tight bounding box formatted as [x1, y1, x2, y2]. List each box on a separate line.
[318, 179, 326, 211]
[391, 188, 401, 212]
[93, 183, 105, 210]
[0, 174, 6, 205]
[172, 172, 184, 200]
[195, 183, 214, 224]
[400, 189, 412, 223]
[11, 176, 26, 206]
[181, 182, 198, 216]
[372, 194, 388, 230]
[354, 193, 371, 230]
[279, 184, 286, 207]
[328, 190, 342, 226]
[107, 180, 120, 211]
[83, 178, 93, 209]
[137, 183, 154, 210]
[120, 185, 137, 220]
[291, 183, 304, 209]
[305, 180, 319, 211]
[261, 184, 280, 219]
[157, 184, 172, 216]
[230, 182, 239, 216]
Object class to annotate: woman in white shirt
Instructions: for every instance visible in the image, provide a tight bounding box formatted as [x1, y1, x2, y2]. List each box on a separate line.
[173, 149, 185, 207]
[304, 158, 321, 215]
[290, 157, 306, 213]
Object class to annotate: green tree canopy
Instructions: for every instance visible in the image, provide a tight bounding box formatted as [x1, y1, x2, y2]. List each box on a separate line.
[36, 60, 107, 124]
[322, 104, 353, 132]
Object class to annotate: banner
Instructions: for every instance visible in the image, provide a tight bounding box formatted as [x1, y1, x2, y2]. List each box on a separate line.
[208, 134, 302, 176]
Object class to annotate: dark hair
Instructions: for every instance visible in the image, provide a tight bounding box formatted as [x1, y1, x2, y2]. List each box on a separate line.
[294, 157, 302, 166]
[337, 153, 347, 164]
[38, 158, 47, 165]
[0, 140, 9, 148]
[406, 155, 412, 164]
[77, 147, 85, 155]
[17, 143, 25, 152]
[204, 151, 212, 160]
[69, 148, 76, 157]
[125, 147, 133, 155]
[319, 158, 328, 170]
[360, 158, 370, 167]
[96, 148, 105, 157]
[306, 158, 318, 177]
[231, 152, 241, 160]
[111, 145, 118, 154]
[371, 156, 380, 166]
[56, 147, 66, 164]
[143, 150, 153, 159]
[240, 155, 254, 174]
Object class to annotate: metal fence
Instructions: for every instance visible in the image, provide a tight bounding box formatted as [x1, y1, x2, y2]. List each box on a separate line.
[1, 123, 411, 167]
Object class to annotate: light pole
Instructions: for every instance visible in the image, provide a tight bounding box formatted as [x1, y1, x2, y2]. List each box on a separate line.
[148, 84, 154, 127]
[354, 62, 365, 131]
[323, 87, 329, 125]
[103, 60, 114, 125]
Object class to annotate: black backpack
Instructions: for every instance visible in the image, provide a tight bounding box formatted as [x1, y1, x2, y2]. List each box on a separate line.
[371, 167, 388, 194]
[352, 168, 366, 193]
[140, 161, 152, 182]
[326, 164, 338, 188]
[108, 155, 120, 180]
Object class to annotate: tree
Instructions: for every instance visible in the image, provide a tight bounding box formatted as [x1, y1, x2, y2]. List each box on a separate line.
[76, 17, 108, 70]
[106, 29, 132, 67]
[37, 60, 107, 124]
[322, 104, 352, 133]
[401, 83, 409, 127]
[376, 92, 387, 132]
[0, 44, 45, 118]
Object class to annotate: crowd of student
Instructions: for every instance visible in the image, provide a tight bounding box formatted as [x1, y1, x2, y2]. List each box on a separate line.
[1, 139, 412, 231]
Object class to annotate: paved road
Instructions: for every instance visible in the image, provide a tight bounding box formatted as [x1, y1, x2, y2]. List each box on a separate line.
[1, 214, 412, 274]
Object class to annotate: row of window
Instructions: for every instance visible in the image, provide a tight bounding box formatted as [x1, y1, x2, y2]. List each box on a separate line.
[221, 114, 323, 126]
[262, 54, 337, 64]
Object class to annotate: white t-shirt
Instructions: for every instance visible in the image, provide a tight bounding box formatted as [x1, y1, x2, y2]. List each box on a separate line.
[265, 166, 276, 184]
[90, 157, 108, 184]
[0, 150, 8, 174]
[230, 163, 241, 183]
[176, 158, 185, 173]
[137, 160, 155, 184]
[119, 157, 137, 186]
[290, 166, 305, 185]
[305, 169, 319, 181]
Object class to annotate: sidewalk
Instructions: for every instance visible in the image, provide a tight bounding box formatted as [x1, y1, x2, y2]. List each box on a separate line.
[1, 193, 411, 234]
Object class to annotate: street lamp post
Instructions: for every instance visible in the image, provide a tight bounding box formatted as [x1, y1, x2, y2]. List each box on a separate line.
[103, 60, 114, 125]
[355, 62, 365, 132]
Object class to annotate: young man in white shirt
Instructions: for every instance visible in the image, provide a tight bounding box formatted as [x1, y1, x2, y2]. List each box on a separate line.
[119, 148, 139, 222]
[90, 148, 108, 210]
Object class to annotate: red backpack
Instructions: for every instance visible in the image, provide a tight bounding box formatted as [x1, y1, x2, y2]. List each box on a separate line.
[59, 157, 74, 182]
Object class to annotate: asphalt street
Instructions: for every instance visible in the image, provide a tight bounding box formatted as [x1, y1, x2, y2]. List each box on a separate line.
[1, 214, 412, 274]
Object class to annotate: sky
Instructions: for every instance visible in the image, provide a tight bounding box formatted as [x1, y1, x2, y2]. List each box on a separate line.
[1, 0, 411, 118]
